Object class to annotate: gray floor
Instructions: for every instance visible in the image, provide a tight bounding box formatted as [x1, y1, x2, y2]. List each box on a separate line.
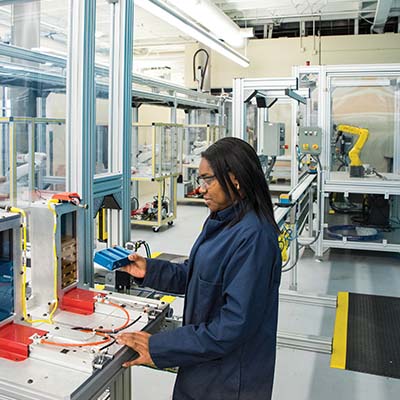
[130, 204, 400, 400]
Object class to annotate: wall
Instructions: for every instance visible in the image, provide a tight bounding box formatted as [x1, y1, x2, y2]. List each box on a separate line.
[184, 33, 400, 88]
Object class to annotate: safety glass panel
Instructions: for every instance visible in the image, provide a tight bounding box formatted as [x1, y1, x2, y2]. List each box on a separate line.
[132, 123, 180, 178]
[95, 0, 111, 175]
[329, 76, 399, 180]
[0, 1, 69, 205]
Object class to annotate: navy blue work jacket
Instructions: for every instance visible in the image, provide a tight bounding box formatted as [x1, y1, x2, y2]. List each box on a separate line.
[141, 205, 281, 399]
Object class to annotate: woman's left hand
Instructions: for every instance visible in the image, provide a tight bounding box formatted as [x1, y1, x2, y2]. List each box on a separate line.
[116, 331, 155, 368]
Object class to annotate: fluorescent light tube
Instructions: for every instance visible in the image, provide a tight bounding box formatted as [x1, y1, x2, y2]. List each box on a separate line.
[135, 0, 249, 68]
[166, 0, 249, 48]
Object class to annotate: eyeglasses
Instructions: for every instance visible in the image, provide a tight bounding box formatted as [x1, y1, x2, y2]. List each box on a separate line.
[196, 175, 216, 188]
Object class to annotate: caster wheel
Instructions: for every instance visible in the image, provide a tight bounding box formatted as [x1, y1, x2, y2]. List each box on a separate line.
[152, 226, 160, 232]
[168, 221, 174, 226]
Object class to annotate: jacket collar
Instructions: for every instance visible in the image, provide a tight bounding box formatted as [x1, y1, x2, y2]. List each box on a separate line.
[210, 202, 242, 222]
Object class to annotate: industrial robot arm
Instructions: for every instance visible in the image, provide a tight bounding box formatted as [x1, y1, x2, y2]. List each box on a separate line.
[335, 124, 369, 177]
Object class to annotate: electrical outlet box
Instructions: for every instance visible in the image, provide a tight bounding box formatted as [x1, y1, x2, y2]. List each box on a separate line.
[299, 126, 322, 155]
[260, 122, 286, 156]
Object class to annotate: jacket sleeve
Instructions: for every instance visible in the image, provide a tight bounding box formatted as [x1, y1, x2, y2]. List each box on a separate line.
[148, 229, 281, 368]
[137, 257, 189, 294]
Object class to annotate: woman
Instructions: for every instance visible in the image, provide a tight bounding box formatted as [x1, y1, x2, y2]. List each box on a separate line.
[117, 137, 282, 399]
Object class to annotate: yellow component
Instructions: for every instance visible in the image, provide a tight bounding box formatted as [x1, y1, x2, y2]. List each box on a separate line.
[46, 199, 60, 323]
[278, 225, 291, 263]
[160, 295, 176, 304]
[330, 292, 349, 370]
[328, 209, 335, 215]
[97, 208, 108, 242]
[302, 144, 309, 150]
[95, 284, 106, 290]
[336, 124, 369, 167]
[280, 194, 290, 200]
[312, 144, 319, 150]
[151, 251, 162, 258]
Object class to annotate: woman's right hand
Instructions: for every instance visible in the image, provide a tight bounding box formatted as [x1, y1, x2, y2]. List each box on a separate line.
[120, 253, 147, 279]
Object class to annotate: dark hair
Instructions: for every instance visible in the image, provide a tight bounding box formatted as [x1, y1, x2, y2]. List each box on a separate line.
[201, 137, 279, 231]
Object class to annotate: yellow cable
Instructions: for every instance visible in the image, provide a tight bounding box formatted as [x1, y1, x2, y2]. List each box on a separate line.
[46, 199, 59, 322]
[9, 207, 29, 322]
[11, 202, 59, 325]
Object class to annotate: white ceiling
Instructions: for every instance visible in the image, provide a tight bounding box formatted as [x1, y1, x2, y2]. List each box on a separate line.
[213, 0, 400, 24]
[0, 0, 398, 84]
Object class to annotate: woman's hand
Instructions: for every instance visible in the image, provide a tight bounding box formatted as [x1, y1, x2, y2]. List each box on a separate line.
[120, 253, 147, 279]
[117, 331, 155, 368]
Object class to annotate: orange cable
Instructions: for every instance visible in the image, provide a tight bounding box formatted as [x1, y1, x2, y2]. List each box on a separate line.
[95, 300, 131, 333]
[39, 300, 131, 347]
[40, 330, 111, 348]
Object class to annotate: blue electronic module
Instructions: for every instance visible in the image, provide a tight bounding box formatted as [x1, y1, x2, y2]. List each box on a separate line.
[94, 246, 132, 271]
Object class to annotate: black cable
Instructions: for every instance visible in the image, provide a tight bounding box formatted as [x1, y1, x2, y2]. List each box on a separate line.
[265, 156, 277, 181]
[300, 154, 322, 246]
[131, 196, 139, 211]
[329, 193, 362, 214]
[99, 337, 116, 351]
[282, 245, 305, 273]
[133, 240, 152, 258]
[192, 49, 209, 91]
[71, 315, 143, 336]
[118, 315, 142, 332]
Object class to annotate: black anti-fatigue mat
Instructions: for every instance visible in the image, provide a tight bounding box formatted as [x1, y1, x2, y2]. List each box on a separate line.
[346, 292, 400, 379]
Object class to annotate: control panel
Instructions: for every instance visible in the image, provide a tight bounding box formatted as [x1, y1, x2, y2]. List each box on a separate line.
[260, 122, 286, 157]
[298, 126, 322, 155]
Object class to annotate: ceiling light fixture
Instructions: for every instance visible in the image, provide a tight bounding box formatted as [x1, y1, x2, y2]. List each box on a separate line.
[135, 0, 250, 68]
[166, 0, 252, 49]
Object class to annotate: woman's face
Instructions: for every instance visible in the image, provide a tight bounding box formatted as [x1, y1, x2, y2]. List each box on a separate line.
[198, 158, 236, 212]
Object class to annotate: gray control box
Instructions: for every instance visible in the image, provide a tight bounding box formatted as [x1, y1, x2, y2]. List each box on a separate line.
[260, 122, 285, 156]
[298, 126, 322, 155]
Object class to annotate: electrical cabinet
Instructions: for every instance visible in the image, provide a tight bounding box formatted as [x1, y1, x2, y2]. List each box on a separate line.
[260, 122, 285, 157]
[298, 126, 322, 155]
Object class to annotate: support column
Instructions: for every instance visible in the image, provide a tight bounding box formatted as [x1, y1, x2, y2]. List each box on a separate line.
[107, 0, 134, 244]
[232, 78, 244, 138]
[131, 107, 139, 201]
[66, 0, 96, 286]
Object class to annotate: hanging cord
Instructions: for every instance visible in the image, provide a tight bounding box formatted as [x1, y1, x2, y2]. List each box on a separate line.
[134, 240, 151, 258]
[126, 240, 152, 258]
[280, 223, 304, 273]
[192, 48, 209, 92]
[265, 156, 277, 182]
[282, 242, 305, 273]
